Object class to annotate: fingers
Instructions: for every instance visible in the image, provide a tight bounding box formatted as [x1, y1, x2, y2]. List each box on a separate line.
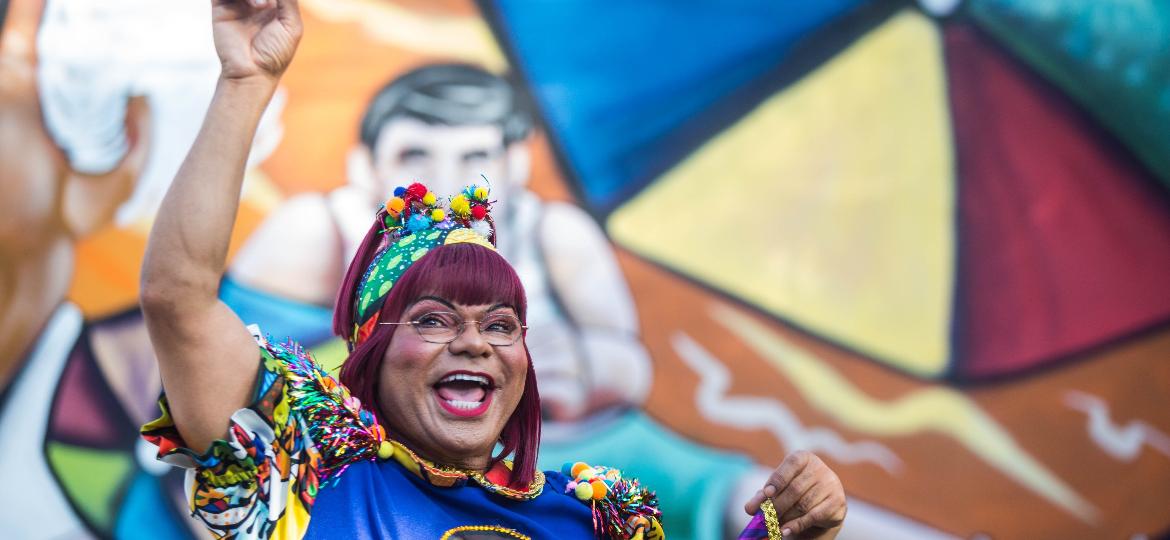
[778, 463, 848, 537]
[211, 0, 271, 15]
[275, 0, 298, 16]
[743, 489, 767, 516]
[211, 0, 267, 8]
[767, 450, 812, 500]
[772, 470, 817, 520]
[275, 0, 303, 34]
[743, 451, 813, 515]
[214, 0, 274, 11]
[779, 497, 847, 538]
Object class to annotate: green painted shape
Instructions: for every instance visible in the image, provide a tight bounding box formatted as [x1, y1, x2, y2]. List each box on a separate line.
[47, 442, 134, 533]
[311, 337, 350, 376]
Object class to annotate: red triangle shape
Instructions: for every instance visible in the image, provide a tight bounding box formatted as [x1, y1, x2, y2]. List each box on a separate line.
[946, 24, 1170, 380]
[48, 332, 135, 449]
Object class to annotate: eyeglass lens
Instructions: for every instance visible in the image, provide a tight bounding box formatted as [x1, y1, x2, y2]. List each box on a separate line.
[414, 311, 523, 345]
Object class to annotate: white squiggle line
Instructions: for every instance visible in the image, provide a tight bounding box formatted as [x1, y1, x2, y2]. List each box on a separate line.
[1064, 390, 1170, 462]
[714, 306, 1097, 522]
[671, 332, 903, 473]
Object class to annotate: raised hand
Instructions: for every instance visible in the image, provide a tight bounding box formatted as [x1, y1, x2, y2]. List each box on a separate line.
[211, 0, 303, 82]
[745, 451, 847, 539]
[142, 1, 302, 456]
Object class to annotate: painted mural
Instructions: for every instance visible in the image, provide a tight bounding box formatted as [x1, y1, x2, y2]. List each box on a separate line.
[1, 0, 1169, 538]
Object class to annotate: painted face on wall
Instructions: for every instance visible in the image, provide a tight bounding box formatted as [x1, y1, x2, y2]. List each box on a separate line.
[371, 117, 509, 203]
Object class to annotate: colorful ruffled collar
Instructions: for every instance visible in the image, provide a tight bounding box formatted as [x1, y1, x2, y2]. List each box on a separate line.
[273, 339, 544, 501]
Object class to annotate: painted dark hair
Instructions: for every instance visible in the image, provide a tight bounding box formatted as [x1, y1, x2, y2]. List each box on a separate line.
[358, 63, 533, 151]
[0, 0, 10, 41]
[335, 235, 540, 487]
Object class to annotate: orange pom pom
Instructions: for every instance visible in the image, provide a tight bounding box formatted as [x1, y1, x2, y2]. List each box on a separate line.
[589, 478, 607, 500]
[387, 197, 406, 213]
[570, 462, 590, 478]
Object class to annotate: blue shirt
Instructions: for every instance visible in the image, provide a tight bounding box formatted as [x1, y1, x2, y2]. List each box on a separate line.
[306, 461, 594, 539]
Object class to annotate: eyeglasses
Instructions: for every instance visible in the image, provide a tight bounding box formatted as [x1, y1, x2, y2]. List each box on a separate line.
[380, 311, 526, 346]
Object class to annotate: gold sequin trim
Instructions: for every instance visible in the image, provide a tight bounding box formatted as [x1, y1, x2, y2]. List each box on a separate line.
[762, 499, 783, 540]
[468, 469, 546, 500]
[385, 439, 545, 500]
[439, 525, 530, 539]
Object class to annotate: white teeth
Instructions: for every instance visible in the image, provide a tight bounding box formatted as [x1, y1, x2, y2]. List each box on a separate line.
[438, 373, 490, 386]
[444, 399, 481, 410]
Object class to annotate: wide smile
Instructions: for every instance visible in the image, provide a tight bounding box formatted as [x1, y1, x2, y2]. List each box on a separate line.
[433, 371, 496, 418]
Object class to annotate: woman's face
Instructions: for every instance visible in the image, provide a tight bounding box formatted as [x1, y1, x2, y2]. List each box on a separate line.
[377, 296, 527, 470]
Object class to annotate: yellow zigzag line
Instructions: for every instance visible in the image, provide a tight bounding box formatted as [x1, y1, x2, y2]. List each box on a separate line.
[711, 305, 1097, 522]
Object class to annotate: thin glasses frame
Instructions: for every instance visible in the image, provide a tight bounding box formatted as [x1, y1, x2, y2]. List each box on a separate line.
[379, 310, 527, 346]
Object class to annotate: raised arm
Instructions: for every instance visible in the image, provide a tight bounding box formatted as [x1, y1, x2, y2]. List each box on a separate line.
[140, 0, 302, 451]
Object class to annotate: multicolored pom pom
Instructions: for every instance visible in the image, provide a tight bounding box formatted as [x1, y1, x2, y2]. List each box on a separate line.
[560, 460, 661, 538]
[567, 467, 609, 501]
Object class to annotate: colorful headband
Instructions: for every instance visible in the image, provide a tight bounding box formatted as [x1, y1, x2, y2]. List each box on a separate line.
[350, 182, 496, 348]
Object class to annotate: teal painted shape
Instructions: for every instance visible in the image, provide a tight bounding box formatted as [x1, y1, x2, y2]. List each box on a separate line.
[115, 471, 192, 540]
[969, 0, 1170, 187]
[539, 410, 753, 540]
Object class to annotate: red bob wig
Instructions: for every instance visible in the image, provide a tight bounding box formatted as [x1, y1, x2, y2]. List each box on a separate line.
[334, 229, 540, 487]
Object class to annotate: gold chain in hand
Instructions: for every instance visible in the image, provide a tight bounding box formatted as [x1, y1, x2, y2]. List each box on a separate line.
[761, 499, 783, 540]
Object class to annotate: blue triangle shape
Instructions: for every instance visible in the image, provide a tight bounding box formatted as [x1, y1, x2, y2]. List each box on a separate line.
[488, 1, 872, 211]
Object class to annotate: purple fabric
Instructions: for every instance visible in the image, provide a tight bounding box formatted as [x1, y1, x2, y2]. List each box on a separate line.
[738, 512, 771, 538]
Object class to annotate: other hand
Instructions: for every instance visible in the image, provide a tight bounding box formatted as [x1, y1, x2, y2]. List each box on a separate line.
[744, 451, 847, 539]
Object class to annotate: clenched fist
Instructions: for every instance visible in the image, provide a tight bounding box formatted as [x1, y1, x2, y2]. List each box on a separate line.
[211, 0, 303, 82]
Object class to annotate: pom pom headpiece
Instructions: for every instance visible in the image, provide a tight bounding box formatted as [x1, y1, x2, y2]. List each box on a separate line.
[346, 181, 497, 348]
